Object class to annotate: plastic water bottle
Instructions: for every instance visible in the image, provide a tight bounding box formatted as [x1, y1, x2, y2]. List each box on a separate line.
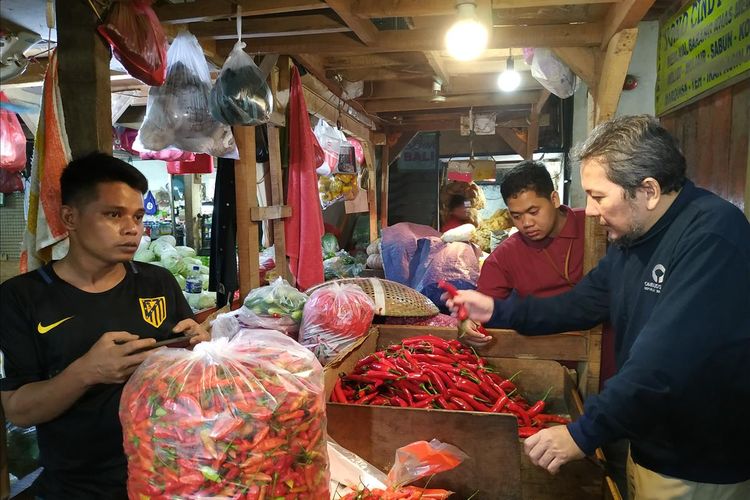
[185, 265, 203, 294]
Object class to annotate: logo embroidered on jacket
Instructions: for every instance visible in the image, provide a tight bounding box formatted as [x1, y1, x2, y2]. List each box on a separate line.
[37, 316, 74, 334]
[644, 264, 666, 294]
[139, 297, 167, 328]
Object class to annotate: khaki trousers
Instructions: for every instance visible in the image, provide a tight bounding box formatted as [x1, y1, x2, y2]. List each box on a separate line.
[626, 451, 750, 500]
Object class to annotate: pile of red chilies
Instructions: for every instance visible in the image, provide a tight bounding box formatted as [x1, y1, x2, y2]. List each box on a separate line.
[331, 335, 570, 437]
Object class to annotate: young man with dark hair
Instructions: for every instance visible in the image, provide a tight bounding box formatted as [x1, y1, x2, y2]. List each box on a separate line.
[448, 116, 750, 498]
[465, 161, 586, 345]
[0, 152, 210, 499]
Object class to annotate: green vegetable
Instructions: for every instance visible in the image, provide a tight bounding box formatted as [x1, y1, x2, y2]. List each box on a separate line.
[134, 248, 156, 263]
[321, 233, 340, 259]
[175, 245, 197, 258]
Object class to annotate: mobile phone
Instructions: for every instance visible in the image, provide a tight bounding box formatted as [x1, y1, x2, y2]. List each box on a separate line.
[121, 335, 193, 353]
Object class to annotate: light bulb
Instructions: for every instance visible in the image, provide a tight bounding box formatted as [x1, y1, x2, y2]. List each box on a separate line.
[445, 3, 488, 61]
[497, 56, 521, 92]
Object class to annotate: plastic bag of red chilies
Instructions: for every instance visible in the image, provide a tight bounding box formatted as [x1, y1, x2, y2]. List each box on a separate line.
[120, 329, 329, 499]
[298, 283, 375, 364]
[0, 169, 24, 194]
[0, 92, 27, 172]
[97, 0, 168, 86]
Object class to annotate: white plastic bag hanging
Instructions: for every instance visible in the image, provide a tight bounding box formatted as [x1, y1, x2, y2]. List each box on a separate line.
[313, 119, 346, 176]
[528, 48, 577, 99]
[137, 31, 238, 158]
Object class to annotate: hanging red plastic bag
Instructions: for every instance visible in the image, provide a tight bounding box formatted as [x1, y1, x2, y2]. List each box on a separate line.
[0, 169, 24, 194]
[298, 283, 375, 364]
[137, 31, 238, 158]
[209, 41, 273, 126]
[97, 0, 167, 86]
[120, 329, 330, 499]
[0, 93, 27, 172]
[211, 277, 308, 339]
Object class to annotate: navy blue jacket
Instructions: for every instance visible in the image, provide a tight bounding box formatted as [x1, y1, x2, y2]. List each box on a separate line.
[489, 180, 750, 483]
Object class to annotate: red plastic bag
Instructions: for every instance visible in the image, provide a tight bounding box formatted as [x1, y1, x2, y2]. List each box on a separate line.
[0, 169, 24, 194]
[298, 283, 374, 364]
[120, 330, 330, 498]
[97, 0, 167, 86]
[0, 93, 27, 172]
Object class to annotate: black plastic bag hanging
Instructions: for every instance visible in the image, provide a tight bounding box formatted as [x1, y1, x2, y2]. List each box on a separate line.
[209, 9, 273, 126]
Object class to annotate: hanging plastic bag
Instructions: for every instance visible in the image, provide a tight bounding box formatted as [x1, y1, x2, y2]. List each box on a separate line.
[137, 31, 238, 158]
[298, 282, 374, 364]
[340, 440, 468, 499]
[209, 41, 273, 126]
[318, 172, 358, 209]
[528, 48, 577, 99]
[0, 92, 27, 172]
[0, 169, 24, 194]
[120, 330, 329, 498]
[133, 133, 196, 161]
[313, 119, 346, 175]
[348, 137, 365, 167]
[211, 277, 308, 338]
[97, 0, 167, 86]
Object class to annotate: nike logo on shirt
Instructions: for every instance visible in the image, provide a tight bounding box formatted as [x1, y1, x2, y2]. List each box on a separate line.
[37, 316, 74, 334]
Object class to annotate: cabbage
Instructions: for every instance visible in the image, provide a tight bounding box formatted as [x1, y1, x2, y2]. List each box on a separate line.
[161, 253, 187, 276]
[134, 248, 156, 263]
[137, 235, 151, 254]
[174, 274, 186, 290]
[156, 235, 177, 247]
[322, 233, 339, 259]
[198, 291, 216, 309]
[187, 292, 201, 309]
[183, 257, 202, 267]
[151, 240, 176, 258]
[201, 274, 209, 290]
[175, 246, 197, 258]
[199, 265, 209, 275]
[150, 261, 163, 267]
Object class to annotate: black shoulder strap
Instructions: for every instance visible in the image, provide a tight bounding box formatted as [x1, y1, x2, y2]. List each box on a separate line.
[36, 266, 54, 285]
[128, 261, 139, 274]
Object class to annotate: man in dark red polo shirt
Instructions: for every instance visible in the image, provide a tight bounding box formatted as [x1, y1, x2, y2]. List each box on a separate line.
[465, 160, 585, 345]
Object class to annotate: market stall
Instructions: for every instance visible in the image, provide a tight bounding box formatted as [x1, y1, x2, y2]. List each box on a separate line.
[0, 0, 691, 498]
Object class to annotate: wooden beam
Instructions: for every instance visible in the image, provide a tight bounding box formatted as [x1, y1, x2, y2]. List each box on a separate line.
[267, 124, 294, 284]
[552, 47, 599, 91]
[393, 114, 550, 132]
[424, 52, 451, 85]
[364, 91, 537, 113]
[526, 90, 551, 158]
[601, 0, 655, 49]
[380, 143, 390, 229]
[352, 0, 617, 17]
[363, 140, 379, 241]
[325, 53, 426, 70]
[359, 73, 540, 100]
[250, 206, 292, 221]
[595, 28, 637, 123]
[220, 23, 603, 55]
[325, 0, 379, 45]
[157, 0, 328, 24]
[234, 126, 261, 299]
[187, 15, 349, 40]
[498, 128, 528, 158]
[57, 0, 112, 156]
[330, 67, 429, 82]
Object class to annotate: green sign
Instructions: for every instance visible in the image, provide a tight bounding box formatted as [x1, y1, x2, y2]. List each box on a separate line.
[656, 0, 750, 115]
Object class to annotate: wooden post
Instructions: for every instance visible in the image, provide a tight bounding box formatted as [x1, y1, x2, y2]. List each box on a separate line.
[267, 124, 293, 284]
[56, 0, 112, 155]
[380, 143, 390, 230]
[363, 140, 379, 242]
[234, 127, 260, 299]
[183, 174, 203, 249]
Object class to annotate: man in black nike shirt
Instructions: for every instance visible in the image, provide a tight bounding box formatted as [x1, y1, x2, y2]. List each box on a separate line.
[0, 152, 210, 499]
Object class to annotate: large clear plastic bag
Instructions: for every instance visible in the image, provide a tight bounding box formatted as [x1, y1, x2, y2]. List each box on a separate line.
[120, 330, 329, 499]
[209, 41, 273, 126]
[313, 119, 346, 176]
[0, 92, 27, 172]
[97, 0, 167, 86]
[298, 283, 374, 364]
[211, 277, 308, 338]
[137, 31, 238, 158]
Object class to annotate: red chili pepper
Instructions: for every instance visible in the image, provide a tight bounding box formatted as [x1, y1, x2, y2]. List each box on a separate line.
[534, 414, 571, 425]
[446, 389, 491, 411]
[527, 387, 553, 418]
[489, 388, 516, 412]
[354, 392, 379, 405]
[413, 353, 456, 365]
[332, 377, 347, 403]
[453, 378, 485, 398]
[518, 426, 540, 438]
[507, 400, 532, 427]
[448, 396, 472, 411]
[438, 280, 469, 321]
[359, 370, 401, 381]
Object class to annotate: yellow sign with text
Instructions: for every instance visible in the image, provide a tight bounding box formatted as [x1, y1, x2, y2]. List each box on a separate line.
[656, 0, 750, 115]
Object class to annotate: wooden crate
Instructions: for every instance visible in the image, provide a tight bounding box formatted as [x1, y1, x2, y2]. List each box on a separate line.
[324, 326, 620, 500]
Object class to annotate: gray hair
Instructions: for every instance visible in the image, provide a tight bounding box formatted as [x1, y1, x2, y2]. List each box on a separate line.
[571, 115, 686, 197]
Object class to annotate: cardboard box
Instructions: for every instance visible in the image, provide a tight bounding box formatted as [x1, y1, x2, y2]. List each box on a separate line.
[324, 326, 615, 500]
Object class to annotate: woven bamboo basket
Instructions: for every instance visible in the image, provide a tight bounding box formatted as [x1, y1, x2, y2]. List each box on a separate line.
[306, 278, 439, 317]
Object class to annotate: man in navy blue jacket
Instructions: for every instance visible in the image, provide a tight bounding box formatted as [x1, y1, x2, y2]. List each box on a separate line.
[448, 115, 750, 498]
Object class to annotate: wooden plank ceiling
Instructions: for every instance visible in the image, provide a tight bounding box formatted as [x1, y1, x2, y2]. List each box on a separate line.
[148, 0, 656, 130]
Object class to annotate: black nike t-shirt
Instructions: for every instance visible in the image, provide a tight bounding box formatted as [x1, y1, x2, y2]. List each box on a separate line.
[0, 261, 193, 500]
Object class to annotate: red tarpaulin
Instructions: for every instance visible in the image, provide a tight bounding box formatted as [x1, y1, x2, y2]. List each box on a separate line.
[284, 66, 325, 290]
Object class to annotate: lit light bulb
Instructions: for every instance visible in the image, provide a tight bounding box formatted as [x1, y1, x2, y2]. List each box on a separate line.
[445, 3, 488, 61]
[497, 56, 521, 92]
